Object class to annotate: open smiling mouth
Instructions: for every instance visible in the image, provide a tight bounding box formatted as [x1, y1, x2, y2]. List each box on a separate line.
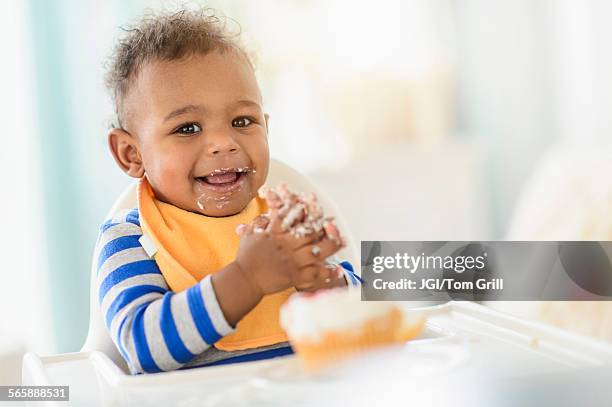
[195, 167, 252, 193]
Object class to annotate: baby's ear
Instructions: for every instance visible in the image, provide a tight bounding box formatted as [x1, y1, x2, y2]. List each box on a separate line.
[108, 128, 144, 178]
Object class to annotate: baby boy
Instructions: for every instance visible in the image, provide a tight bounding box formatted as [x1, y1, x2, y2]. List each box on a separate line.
[95, 9, 359, 374]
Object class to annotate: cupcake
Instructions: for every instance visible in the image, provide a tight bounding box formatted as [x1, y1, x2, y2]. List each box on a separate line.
[280, 288, 425, 370]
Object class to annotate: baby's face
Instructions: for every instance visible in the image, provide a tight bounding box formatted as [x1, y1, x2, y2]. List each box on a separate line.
[122, 51, 269, 216]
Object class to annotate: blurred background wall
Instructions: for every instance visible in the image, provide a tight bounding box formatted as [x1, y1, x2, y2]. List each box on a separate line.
[1, 0, 610, 382]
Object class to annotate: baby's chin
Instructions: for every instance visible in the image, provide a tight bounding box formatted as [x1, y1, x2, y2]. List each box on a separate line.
[192, 187, 255, 217]
[196, 201, 248, 217]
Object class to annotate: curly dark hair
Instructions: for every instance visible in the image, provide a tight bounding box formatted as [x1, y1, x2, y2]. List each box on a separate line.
[104, 8, 249, 128]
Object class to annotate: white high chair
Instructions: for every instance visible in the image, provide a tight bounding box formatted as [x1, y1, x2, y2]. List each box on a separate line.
[78, 158, 358, 373]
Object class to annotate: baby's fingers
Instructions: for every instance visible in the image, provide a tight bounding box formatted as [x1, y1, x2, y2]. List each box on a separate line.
[293, 238, 343, 268]
[295, 264, 345, 292]
[267, 208, 285, 234]
[251, 214, 270, 232]
[314, 264, 346, 288]
[281, 203, 306, 231]
[323, 218, 343, 243]
[259, 186, 283, 209]
[293, 265, 318, 288]
[268, 202, 305, 234]
[284, 228, 325, 250]
[236, 223, 253, 236]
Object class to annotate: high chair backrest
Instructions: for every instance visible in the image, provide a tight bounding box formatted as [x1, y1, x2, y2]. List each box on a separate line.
[80, 158, 358, 372]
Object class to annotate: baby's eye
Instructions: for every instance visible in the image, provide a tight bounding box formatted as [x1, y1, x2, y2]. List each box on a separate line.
[232, 117, 252, 128]
[174, 123, 202, 135]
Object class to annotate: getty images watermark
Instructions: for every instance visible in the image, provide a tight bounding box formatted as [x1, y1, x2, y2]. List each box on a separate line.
[360, 241, 612, 301]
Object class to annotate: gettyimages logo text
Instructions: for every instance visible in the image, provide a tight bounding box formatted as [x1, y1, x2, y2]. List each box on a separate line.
[371, 252, 488, 274]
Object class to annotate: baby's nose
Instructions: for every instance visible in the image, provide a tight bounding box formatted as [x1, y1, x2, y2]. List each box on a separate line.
[206, 132, 240, 155]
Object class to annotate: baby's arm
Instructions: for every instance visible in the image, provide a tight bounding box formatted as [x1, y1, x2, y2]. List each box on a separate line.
[96, 209, 235, 374]
[96, 208, 337, 374]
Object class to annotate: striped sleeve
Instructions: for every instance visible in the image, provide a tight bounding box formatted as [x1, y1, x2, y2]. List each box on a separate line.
[95, 208, 234, 374]
[339, 261, 362, 286]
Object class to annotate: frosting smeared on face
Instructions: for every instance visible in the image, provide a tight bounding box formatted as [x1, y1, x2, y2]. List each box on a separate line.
[195, 167, 258, 211]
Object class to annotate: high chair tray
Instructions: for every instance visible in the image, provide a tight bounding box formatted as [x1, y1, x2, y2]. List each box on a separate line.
[22, 301, 612, 406]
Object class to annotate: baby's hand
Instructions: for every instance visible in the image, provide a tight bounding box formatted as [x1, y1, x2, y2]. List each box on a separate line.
[234, 219, 341, 296]
[235, 184, 346, 294]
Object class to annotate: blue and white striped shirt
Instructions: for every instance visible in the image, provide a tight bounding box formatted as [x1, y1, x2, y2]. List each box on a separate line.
[95, 208, 360, 374]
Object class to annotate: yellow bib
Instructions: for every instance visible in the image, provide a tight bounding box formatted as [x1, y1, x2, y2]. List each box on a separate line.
[137, 177, 294, 351]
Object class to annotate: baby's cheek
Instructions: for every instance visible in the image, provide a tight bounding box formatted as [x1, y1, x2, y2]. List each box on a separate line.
[253, 171, 267, 194]
[150, 156, 193, 194]
[252, 143, 270, 189]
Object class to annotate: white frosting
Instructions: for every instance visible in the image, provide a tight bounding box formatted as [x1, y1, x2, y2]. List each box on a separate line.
[280, 288, 400, 341]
